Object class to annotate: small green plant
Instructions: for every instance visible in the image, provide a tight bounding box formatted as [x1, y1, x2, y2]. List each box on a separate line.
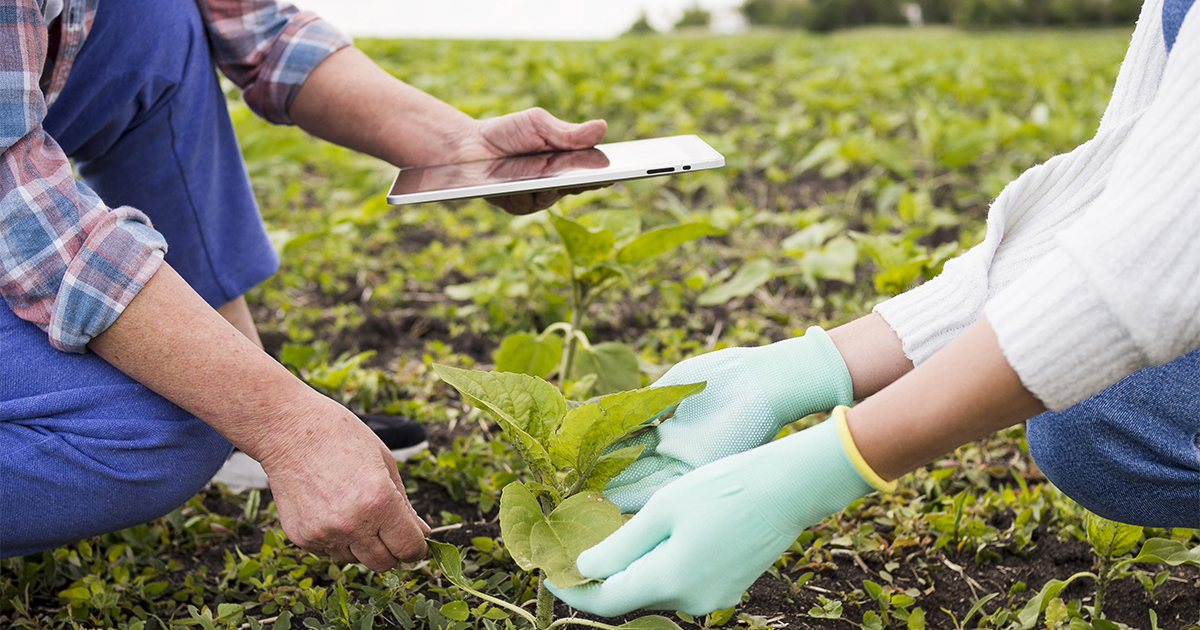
[428, 364, 706, 629]
[494, 210, 719, 396]
[1018, 511, 1200, 629]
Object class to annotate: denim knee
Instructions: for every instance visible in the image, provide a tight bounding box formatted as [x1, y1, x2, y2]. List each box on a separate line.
[1026, 359, 1200, 528]
[1, 388, 233, 557]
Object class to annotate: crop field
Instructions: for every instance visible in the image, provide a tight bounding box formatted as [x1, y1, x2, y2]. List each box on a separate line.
[5, 27, 1200, 630]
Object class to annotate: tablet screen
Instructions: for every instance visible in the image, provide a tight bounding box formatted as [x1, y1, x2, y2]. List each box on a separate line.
[388, 136, 708, 197]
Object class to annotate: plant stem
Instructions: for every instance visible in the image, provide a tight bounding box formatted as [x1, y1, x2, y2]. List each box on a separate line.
[1094, 556, 1111, 620]
[556, 279, 585, 392]
[537, 572, 555, 629]
[451, 582, 538, 626]
[546, 618, 624, 630]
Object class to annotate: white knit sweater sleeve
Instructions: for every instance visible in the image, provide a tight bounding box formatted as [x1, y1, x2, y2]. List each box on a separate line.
[986, 7, 1200, 411]
[873, 0, 1167, 366]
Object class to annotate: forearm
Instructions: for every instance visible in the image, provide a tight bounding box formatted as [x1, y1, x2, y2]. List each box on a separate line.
[288, 46, 475, 168]
[88, 262, 332, 464]
[845, 317, 1045, 481]
[827, 313, 914, 400]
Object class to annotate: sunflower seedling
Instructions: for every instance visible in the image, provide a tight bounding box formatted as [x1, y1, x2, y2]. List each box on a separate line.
[429, 364, 705, 630]
[494, 209, 720, 396]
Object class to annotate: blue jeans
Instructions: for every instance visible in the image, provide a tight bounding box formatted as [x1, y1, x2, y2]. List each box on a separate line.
[1027, 349, 1200, 528]
[1, 0, 276, 556]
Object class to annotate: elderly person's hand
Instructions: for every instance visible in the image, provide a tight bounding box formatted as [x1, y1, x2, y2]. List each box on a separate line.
[258, 394, 431, 572]
[452, 107, 609, 214]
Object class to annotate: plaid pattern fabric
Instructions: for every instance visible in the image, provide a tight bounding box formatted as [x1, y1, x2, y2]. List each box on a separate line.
[0, 0, 351, 352]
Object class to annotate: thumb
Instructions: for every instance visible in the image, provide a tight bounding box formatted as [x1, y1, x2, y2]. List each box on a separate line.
[534, 113, 607, 150]
[576, 502, 671, 579]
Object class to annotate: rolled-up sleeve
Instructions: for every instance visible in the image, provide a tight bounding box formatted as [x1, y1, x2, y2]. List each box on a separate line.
[1, 0, 166, 353]
[197, 0, 353, 124]
[985, 9, 1200, 410]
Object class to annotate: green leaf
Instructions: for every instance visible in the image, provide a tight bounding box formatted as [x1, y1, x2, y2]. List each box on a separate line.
[907, 607, 926, 630]
[550, 383, 706, 483]
[280, 344, 318, 371]
[273, 611, 293, 630]
[439, 602, 470, 622]
[1017, 574, 1090, 629]
[574, 342, 641, 395]
[493, 333, 564, 379]
[1086, 512, 1143, 559]
[697, 259, 773, 306]
[582, 444, 645, 492]
[873, 258, 928, 295]
[862, 611, 885, 630]
[432, 365, 564, 480]
[617, 222, 720, 265]
[426, 540, 468, 588]
[498, 483, 544, 572]
[797, 237, 858, 284]
[216, 603, 244, 621]
[618, 615, 685, 630]
[529, 492, 623, 587]
[576, 262, 627, 292]
[707, 607, 736, 627]
[578, 210, 642, 244]
[1131, 538, 1200, 566]
[780, 221, 843, 252]
[551, 213, 614, 268]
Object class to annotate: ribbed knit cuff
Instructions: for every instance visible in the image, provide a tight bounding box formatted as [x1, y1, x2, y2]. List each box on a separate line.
[985, 249, 1147, 411]
[873, 258, 986, 366]
[740, 327, 854, 426]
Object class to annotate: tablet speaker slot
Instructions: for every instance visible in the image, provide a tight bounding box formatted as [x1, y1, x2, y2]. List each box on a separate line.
[647, 167, 675, 175]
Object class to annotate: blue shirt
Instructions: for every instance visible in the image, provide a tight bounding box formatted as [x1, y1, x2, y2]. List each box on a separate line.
[1164, 0, 1197, 51]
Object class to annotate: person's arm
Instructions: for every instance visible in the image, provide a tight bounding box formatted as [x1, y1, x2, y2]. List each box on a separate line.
[0, 0, 166, 353]
[847, 317, 1043, 480]
[873, 0, 1167, 368]
[196, 1, 606, 213]
[89, 262, 429, 571]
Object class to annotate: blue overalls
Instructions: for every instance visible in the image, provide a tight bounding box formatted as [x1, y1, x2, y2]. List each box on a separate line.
[1, 0, 274, 556]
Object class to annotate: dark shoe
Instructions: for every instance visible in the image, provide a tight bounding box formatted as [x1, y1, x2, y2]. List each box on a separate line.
[354, 412, 430, 460]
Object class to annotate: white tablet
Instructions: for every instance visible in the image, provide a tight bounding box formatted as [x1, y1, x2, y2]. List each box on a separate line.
[386, 135, 724, 206]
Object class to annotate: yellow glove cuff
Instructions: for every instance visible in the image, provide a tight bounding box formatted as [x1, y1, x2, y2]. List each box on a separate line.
[833, 405, 898, 493]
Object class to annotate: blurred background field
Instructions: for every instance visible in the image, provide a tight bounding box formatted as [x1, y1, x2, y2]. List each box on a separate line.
[7, 19, 1200, 630]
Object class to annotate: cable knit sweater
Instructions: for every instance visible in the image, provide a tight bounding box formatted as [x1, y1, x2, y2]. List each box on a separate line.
[874, 0, 1200, 411]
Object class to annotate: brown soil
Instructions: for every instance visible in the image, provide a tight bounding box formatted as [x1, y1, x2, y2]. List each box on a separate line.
[409, 471, 1200, 630]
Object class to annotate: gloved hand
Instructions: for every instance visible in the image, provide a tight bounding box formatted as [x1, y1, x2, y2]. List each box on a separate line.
[604, 326, 853, 512]
[547, 406, 895, 617]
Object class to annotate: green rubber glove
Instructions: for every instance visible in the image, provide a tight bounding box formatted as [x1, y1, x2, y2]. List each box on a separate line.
[547, 407, 895, 617]
[603, 326, 853, 512]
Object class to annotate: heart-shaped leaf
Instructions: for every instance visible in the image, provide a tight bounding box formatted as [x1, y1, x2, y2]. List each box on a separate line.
[575, 342, 641, 395]
[551, 213, 614, 268]
[617, 222, 721, 265]
[494, 333, 564, 379]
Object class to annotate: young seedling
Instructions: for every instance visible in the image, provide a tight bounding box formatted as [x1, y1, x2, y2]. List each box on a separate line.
[428, 364, 706, 630]
[1017, 511, 1200, 629]
[494, 209, 720, 396]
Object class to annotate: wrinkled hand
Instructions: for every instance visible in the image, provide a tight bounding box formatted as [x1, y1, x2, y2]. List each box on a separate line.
[548, 411, 886, 617]
[258, 397, 430, 572]
[603, 327, 854, 513]
[454, 107, 609, 214]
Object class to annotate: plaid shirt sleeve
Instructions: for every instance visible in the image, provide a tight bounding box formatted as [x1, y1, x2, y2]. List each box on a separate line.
[196, 0, 353, 125]
[1, 0, 166, 353]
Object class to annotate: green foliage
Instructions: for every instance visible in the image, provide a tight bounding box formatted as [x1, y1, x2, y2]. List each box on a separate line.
[13, 29, 1196, 630]
[625, 13, 659, 36]
[676, 5, 714, 30]
[740, 0, 1140, 29]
